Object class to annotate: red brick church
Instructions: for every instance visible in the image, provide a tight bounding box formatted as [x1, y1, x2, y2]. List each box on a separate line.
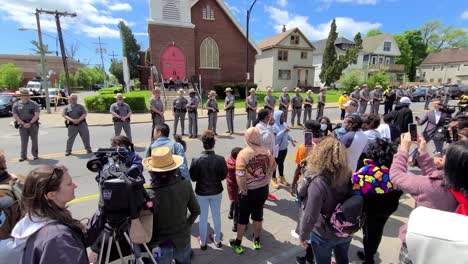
[147, 0, 259, 91]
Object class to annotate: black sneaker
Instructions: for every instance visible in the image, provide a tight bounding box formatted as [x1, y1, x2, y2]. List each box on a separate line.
[357, 251, 365, 261]
[232, 225, 237, 232]
[18, 158, 26, 162]
[229, 239, 244, 254]
[228, 210, 233, 219]
[296, 255, 314, 264]
[65, 152, 71, 156]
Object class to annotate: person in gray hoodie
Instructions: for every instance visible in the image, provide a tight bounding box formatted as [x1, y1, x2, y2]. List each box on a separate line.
[5, 165, 96, 264]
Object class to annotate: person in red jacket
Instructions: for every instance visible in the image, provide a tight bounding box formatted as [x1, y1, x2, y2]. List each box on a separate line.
[226, 147, 243, 232]
[443, 141, 468, 216]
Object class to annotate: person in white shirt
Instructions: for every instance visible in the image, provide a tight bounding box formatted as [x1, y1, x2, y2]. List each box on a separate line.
[254, 109, 275, 154]
[339, 115, 368, 172]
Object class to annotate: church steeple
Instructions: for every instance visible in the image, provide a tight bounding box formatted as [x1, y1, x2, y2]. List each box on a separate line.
[149, 0, 195, 28]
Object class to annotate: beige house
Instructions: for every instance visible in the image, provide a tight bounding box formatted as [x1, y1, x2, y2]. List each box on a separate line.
[417, 48, 468, 85]
[254, 26, 315, 91]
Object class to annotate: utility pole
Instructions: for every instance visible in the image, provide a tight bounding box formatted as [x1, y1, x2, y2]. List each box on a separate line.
[37, 9, 76, 95]
[35, 9, 51, 114]
[94, 37, 107, 87]
[245, 0, 257, 97]
[109, 50, 118, 63]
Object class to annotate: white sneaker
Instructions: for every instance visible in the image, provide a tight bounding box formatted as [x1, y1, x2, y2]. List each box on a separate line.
[290, 229, 299, 239]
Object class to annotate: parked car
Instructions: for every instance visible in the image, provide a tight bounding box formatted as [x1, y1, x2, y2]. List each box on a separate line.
[47, 88, 68, 106]
[448, 85, 468, 99]
[411, 86, 440, 102]
[0, 93, 18, 116]
[26, 80, 51, 93]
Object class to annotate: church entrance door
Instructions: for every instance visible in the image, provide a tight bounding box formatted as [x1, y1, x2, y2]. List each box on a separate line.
[161, 46, 186, 82]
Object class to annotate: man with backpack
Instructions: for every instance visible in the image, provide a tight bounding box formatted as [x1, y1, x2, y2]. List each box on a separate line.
[0, 150, 22, 239]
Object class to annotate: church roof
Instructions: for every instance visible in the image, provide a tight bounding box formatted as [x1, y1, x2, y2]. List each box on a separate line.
[257, 28, 315, 51]
[191, 0, 261, 54]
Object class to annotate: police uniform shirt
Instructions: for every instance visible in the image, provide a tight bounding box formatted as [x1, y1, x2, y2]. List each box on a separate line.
[224, 95, 235, 109]
[304, 96, 313, 107]
[63, 104, 87, 119]
[188, 96, 199, 111]
[12, 100, 40, 122]
[206, 98, 218, 111]
[360, 90, 369, 101]
[351, 91, 361, 101]
[370, 90, 381, 101]
[318, 92, 325, 104]
[173, 97, 188, 110]
[264, 95, 276, 107]
[280, 94, 290, 106]
[110, 102, 132, 116]
[292, 95, 303, 108]
[150, 97, 164, 112]
[246, 95, 257, 108]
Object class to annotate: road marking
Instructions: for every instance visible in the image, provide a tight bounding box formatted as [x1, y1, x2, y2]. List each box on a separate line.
[68, 183, 151, 205]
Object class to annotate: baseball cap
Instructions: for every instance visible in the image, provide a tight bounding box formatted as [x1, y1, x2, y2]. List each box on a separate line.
[400, 97, 412, 104]
[344, 100, 358, 107]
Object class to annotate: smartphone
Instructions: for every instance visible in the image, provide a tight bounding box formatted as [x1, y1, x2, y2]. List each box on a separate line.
[408, 123, 418, 141]
[304, 132, 313, 147]
[452, 126, 459, 142]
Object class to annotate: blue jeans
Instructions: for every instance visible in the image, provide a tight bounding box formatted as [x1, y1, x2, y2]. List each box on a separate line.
[310, 232, 352, 264]
[197, 193, 222, 244]
[158, 244, 191, 264]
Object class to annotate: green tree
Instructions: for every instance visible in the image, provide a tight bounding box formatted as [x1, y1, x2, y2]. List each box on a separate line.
[367, 72, 390, 89]
[75, 67, 94, 90]
[109, 60, 124, 85]
[90, 67, 105, 84]
[394, 30, 427, 81]
[394, 34, 412, 79]
[0, 63, 23, 90]
[118, 21, 141, 79]
[60, 71, 77, 88]
[365, 29, 383, 38]
[320, 19, 338, 87]
[420, 20, 468, 52]
[339, 69, 362, 93]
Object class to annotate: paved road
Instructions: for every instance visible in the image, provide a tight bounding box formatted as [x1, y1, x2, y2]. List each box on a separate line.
[0, 100, 450, 264]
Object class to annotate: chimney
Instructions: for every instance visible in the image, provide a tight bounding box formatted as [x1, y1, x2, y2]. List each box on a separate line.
[282, 25, 286, 32]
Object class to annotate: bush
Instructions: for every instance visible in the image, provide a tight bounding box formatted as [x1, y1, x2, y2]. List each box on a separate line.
[213, 82, 257, 99]
[98, 86, 123, 94]
[340, 69, 363, 93]
[84, 91, 148, 113]
[367, 72, 390, 89]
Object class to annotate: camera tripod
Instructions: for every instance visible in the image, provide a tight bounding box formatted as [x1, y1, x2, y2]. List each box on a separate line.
[97, 218, 157, 264]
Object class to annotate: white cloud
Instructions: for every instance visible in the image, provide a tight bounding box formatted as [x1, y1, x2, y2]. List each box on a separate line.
[108, 3, 132, 12]
[276, 0, 288, 7]
[225, 2, 241, 15]
[336, 0, 377, 4]
[265, 6, 381, 40]
[462, 10, 468, 20]
[134, 32, 148, 36]
[0, 0, 132, 38]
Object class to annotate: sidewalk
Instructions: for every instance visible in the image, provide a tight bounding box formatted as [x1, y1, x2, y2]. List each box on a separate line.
[37, 102, 341, 128]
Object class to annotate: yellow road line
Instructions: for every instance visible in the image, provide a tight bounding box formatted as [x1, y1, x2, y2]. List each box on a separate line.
[67, 183, 151, 205]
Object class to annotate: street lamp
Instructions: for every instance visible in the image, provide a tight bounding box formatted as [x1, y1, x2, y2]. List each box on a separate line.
[18, 25, 52, 113]
[245, 0, 257, 97]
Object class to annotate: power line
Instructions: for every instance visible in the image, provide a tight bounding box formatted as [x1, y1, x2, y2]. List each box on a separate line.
[93, 36, 107, 85]
[109, 50, 118, 62]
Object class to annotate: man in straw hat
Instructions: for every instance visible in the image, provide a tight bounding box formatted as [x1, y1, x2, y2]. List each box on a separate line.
[245, 88, 258, 129]
[224, 87, 235, 135]
[303, 90, 314, 124]
[316, 87, 326, 120]
[291, 87, 303, 127]
[369, 84, 383, 115]
[110, 93, 133, 142]
[206, 90, 219, 135]
[62, 94, 92, 156]
[187, 89, 199, 138]
[263, 87, 276, 112]
[279, 87, 290, 121]
[359, 84, 370, 114]
[229, 127, 276, 254]
[172, 89, 188, 136]
[143, 146, 200, 263]
[150, 86, 165, 140]
[350, 86, 361, 104]
[12, 88, 40, 161]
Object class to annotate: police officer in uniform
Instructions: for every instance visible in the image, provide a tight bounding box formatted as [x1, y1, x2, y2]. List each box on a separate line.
[359, 84, 370, 114]
[110, 93, 133, 142]
[150, 87, 165, 140]
[316, 87, 326, 120]
[279, 87, 290, 121]
[369, 85, 382, 115]
[424, 86, 434, 110]
[12, 88, 40, 162]
[187, 89, 199, 138]
[62, 94, 92, 156]
[206, 90, 219, 135]
[173, 89, 188, 136]
[303, 89, 313, 124]
[264, 87, 276, 112]
[224, 87, 235, 135]
[350, 86, 361, 104]
[245, 88, 258, 129]
[291, 87, 303, 127]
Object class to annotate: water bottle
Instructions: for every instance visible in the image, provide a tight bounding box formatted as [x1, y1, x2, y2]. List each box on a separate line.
[152, 246, 162, 260]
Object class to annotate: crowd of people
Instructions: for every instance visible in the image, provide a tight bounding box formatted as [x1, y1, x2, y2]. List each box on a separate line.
[1, 83, 468, 264]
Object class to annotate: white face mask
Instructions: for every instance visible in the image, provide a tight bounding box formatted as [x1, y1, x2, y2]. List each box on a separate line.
[320, 124, 328, 131]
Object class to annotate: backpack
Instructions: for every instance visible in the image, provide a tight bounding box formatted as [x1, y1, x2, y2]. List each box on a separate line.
[324, 195, 365, 237]
[0, 175, 24, 202]
[0, 174, 24, 239]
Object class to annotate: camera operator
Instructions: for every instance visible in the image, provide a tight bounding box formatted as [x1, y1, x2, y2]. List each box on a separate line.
[415, 98, 449, 153]
[143, 147, 200, 264]
[110, 135, 143, 172]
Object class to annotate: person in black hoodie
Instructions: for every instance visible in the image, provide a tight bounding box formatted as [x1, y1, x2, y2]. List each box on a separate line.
[390, 97, 413, 133]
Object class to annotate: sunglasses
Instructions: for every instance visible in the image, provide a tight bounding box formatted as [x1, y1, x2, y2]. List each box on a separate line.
[45, 167, 63, 193]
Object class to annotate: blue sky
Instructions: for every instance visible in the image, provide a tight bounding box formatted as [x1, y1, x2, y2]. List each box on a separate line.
[0, 0, 466, 69]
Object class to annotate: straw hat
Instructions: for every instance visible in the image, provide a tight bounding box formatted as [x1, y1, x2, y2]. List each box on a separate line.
[208, 90, 217, 96]
[115, 93, 125, 99]
[19, 88, 30, 96]
[294, 87, 301, 92]
[142, 147, 183, 172]
[362, 84, 368, 88]
[225, 87, 233, 93]
[177, 89, 185, 94]
[188, 89, 196, 94]
[306, 89, 312, 94]
[375, 85, 382, 89]
[282, 87, 289, 92]
[354, 86, 360, 90]
[266, 87, 272, 93]
[153, 87, 161, 92]
[249, 88, 256, 93]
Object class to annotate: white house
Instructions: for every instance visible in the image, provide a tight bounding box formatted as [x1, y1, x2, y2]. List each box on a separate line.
[417, 48, 468, 85]
[254, 26, 315, 91]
